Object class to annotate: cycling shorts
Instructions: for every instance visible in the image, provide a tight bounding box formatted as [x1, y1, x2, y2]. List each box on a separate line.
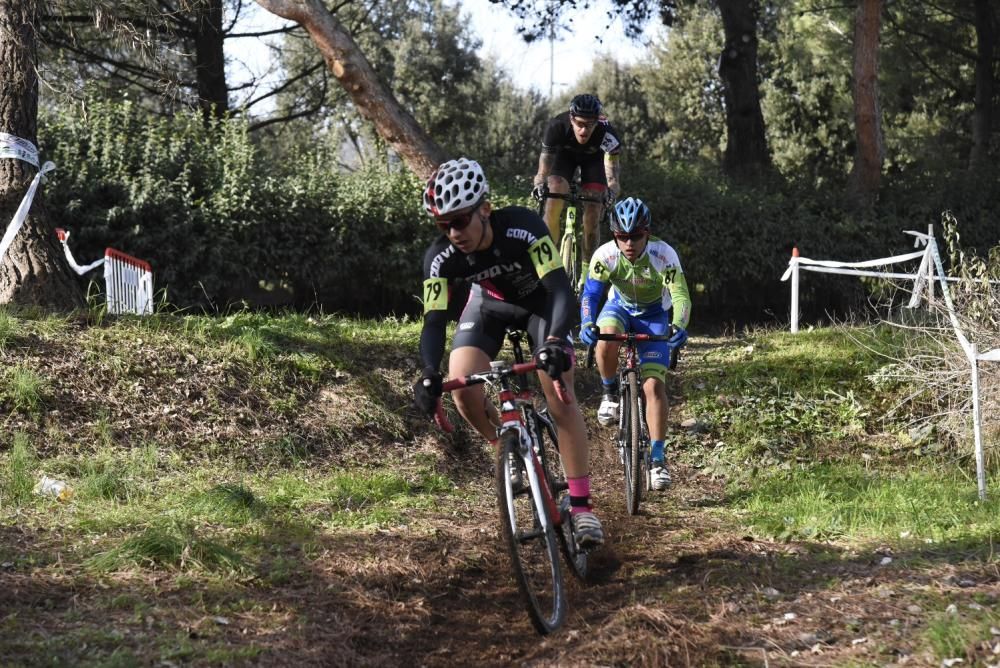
[452, 285, 552, 359]
[552, 151, 608, 191]
[595, 301, 673, 384]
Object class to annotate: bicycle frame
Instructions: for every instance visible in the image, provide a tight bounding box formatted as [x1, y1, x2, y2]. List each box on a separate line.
[534, 184, 608, 295]
[430, 329, 589, 633]
[434, 353, 568, 532]
[495, 367, 562, 530]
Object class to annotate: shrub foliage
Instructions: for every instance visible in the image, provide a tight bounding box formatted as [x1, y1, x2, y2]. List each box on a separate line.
[39, 99, 1000, 321]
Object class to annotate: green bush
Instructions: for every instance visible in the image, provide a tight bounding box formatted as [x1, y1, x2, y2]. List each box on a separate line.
[41, 99, 432, 314]
[39, 98, 1000, 323]
[627, 159, 1000, 323]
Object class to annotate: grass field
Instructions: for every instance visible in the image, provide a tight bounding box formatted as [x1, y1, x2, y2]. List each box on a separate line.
[2, 308, 999, 666]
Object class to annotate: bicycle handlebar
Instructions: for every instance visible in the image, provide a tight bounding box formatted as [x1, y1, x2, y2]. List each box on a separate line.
[585, 332, 677, 369]
[440, 362, 540, 392]
[532, 185, 605, 205]
[596, 333, 673, 342]
[432, 357, 572, 433]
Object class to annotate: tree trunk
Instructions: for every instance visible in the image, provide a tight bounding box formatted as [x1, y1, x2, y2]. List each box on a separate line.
[847, 0, 884, 210]
[970, 0, 995, 169]
[254, 0, 447, 179]
[0, 0, 83, 309]
[717, 0, 771, 179]
[193, 0, 230, 121]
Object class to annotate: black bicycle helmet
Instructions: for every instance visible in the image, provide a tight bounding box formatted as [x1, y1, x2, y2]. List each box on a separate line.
[569, 93, 602, 118]
[611, 197, 651, 234]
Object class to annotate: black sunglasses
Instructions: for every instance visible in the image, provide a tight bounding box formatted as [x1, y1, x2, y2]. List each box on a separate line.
[435, 203, 483, 234]
[614, 231, 646, 242]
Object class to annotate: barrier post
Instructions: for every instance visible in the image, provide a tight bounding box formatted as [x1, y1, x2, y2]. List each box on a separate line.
[971, 343, 987, 501]
[790, 246, 800, 333]
[926, 223, 935, 305]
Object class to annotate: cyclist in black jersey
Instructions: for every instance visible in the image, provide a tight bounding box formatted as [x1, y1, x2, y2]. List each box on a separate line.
[532, 93, 622, 277]
[413, 157, 604, 550]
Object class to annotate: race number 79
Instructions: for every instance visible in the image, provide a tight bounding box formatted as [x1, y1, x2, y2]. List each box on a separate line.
[529, 237, 561, 277]
[423, 278, 448, 313]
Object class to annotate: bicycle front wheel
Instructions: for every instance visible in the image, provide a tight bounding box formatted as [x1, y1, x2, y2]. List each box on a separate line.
[535, 411, 589, 581]
[624, 372, 643, 515]
[496, 432, 566, 635]
[559, 226, 579, 292]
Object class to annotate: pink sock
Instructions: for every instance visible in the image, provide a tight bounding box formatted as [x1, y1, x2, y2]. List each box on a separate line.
[567, 476, 592, 515]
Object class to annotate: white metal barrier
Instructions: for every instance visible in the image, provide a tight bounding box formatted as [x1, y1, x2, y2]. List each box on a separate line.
[55, 228, 153, 316]
[780, 225, 1000, 499]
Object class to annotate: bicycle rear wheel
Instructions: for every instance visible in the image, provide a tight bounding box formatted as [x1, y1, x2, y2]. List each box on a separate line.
[623, 372, 643, 515]
[496, 431, 566, 635]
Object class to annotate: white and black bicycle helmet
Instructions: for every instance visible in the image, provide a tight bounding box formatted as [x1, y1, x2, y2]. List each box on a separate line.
[423, 158, 490, 216]
[611, 197, 651, 234]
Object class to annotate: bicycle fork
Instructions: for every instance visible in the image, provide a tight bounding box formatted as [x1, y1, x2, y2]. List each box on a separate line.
[499, 389, 561, 533]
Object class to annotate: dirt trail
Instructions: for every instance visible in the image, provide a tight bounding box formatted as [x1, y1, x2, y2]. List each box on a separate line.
[5, 333, 997, 667]
[263, 378, 772, 665]
[283, 356, 998, 667]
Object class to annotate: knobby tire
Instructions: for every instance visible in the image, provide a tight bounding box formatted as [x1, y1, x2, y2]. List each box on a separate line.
[496, 431, 566, 635]
[628, 372, 644, 513]
[559, 229, 579, 295]
[622, 372, 643, 515]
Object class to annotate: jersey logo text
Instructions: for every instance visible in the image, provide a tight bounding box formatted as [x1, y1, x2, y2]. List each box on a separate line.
[506, 228, 538, 244]
[429, 245, 456, 277]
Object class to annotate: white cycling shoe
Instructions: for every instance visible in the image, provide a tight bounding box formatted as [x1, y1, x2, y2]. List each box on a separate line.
[650, 460, 672, 491]
[597, 396, 619, 426]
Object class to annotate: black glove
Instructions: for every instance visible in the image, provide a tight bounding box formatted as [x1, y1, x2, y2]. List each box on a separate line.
[534, 339, 574, 379]
[412, 367, 442, 417]
[531, 182, 548, 201]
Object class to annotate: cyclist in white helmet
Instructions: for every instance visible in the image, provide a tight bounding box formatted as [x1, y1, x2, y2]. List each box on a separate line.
[413, 157, 605, 550]
[578, 197, 691, 491]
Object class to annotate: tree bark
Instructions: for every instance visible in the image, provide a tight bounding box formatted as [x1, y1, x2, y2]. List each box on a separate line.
[0, 0, 83, 309]
[717, 0, 771, 179]
[254, 0, 447, 179]
[970, 0, 995, 169]
[193, 0, 230, 121]
[847, 0, 884, 209]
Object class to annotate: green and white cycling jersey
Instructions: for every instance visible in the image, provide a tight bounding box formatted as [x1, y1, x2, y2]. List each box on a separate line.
[579, 236, 692, 328]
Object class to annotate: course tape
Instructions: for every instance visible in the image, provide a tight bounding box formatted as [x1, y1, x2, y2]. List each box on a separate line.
[781, 249, 926, 282]
[0, 159, 56, 268]
[0, 132, 39, 168]
[56, 229, 105, 275]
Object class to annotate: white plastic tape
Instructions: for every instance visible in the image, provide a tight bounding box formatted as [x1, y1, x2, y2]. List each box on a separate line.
[0, 132, 40, 168]
[0, 161, 56, 267]
[56, 229, 105, 275]
[781, 249, 925, 281]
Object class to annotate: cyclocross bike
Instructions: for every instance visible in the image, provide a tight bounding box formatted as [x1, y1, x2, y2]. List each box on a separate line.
[432, 330, 589, 635]
[588, 331, 678, 516]
[533, 183, 612, 297]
